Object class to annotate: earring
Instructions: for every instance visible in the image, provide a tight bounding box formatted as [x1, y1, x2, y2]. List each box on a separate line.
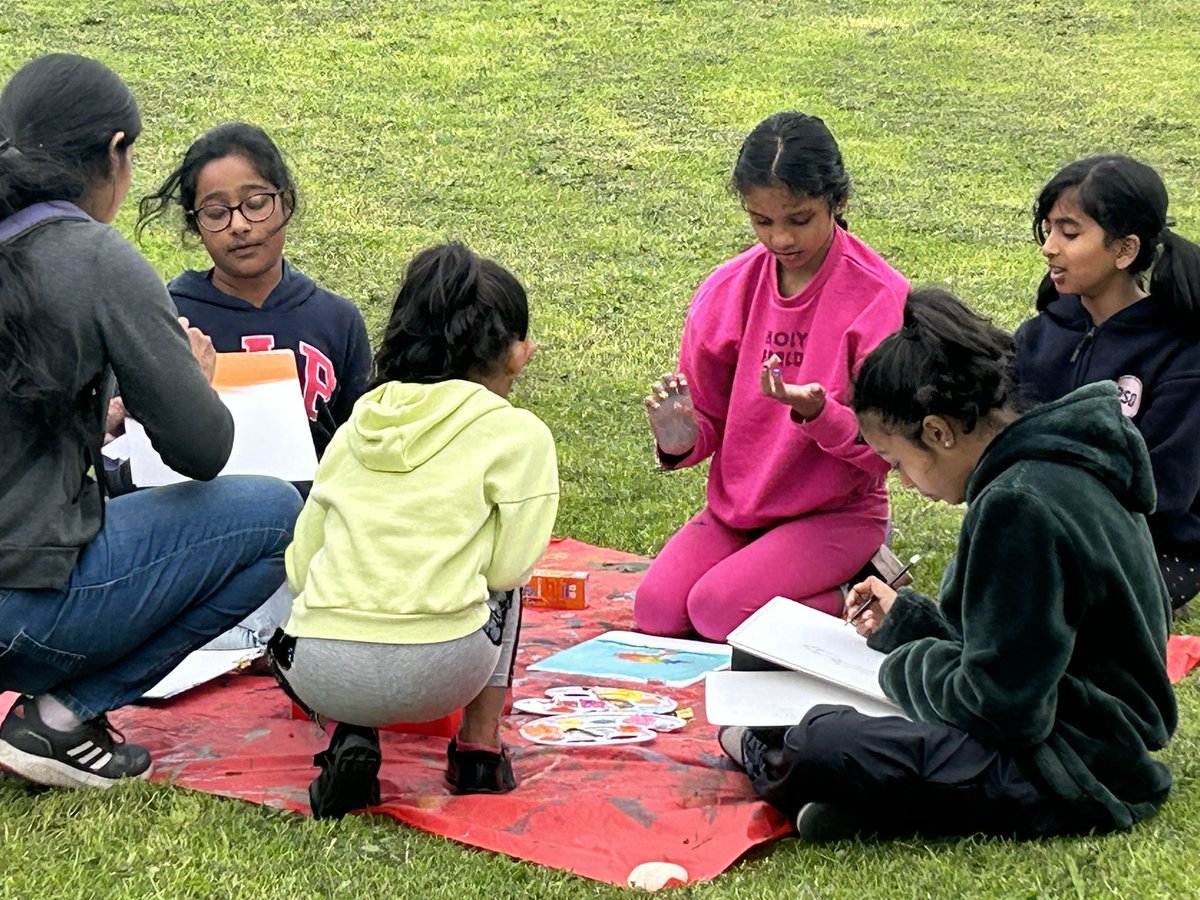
[944, 441, 951, 448]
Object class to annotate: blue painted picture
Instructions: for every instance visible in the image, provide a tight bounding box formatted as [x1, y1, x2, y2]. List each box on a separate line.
[528, 630, 732, 687]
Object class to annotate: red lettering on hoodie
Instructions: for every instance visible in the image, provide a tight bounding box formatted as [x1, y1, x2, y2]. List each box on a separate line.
[299, 341, 337, 419]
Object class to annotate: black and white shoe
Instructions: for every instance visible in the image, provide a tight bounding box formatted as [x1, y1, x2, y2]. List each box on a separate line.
[0, 696, 152, 789]
[308, 722, 381, 820]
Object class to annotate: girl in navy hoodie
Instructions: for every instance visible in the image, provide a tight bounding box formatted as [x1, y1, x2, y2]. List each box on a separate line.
[1013, 156, 1200, 610]
[137, 122, 371, 458]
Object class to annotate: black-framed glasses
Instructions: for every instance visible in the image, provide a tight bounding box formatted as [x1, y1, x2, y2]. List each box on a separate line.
[190, 192, 281, 233]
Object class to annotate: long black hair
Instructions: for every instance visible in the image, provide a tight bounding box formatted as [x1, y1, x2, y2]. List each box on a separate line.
[136, 121, 296, 240]
[372, 242, 529, 387]
[1033, 155, 1200, 335]
[0, 54, 141, 433]
[730, 111, 851, 228]
[853, 288, 1016, 442]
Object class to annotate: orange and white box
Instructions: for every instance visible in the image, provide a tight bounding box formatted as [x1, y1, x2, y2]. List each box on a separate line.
[522, 569, 588, 609]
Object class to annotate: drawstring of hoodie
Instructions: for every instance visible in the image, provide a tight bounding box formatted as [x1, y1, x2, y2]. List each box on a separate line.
[1070, 326, 1096, 365]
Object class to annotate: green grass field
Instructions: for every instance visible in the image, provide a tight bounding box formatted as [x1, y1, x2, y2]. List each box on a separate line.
[4, 0, 1200, 896]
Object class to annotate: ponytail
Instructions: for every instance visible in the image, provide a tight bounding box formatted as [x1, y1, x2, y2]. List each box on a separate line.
[853, 288, 1015, 439]
[1149, 228, 1200, 337]
[372, 242, 529, 388]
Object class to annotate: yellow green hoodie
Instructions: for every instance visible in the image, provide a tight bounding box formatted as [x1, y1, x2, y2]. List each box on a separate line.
[285, 379, 559, 644]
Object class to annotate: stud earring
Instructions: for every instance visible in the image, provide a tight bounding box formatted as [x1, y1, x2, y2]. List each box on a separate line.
[944, 441, 951, 448]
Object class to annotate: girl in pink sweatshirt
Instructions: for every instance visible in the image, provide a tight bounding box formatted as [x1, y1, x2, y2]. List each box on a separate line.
[635, 112, 907, 641]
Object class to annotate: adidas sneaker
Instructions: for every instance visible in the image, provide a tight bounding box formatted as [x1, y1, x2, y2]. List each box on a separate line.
[0, 695, 151, 789]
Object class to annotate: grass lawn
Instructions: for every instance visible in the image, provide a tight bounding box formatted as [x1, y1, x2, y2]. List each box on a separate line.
[4, 0, 1200, 895]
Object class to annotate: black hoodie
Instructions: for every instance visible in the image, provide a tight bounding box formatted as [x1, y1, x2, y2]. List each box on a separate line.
[1014, 294, 1200, 554]
[169, 262, 371, 456]
[870, 383, 1176, 829]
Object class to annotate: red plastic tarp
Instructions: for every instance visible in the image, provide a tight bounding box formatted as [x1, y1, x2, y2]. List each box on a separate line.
[11, 538, 789, 887]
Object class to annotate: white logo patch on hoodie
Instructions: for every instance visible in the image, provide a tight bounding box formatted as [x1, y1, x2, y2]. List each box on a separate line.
[1116, 375, 1143, 417]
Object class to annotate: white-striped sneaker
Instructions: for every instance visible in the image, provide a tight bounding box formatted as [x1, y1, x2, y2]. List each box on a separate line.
[0, 695, 151, 789]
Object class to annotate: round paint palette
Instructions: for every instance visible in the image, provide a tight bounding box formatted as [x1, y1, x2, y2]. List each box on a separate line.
[518, 712, 684, 746]
[513, 685, 677, 716]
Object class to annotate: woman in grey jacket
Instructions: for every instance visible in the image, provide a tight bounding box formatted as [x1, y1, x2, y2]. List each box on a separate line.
[0, 54, 301, 789]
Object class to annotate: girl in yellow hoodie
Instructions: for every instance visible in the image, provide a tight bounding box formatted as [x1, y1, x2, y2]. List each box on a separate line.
[269, 242, 559, 819]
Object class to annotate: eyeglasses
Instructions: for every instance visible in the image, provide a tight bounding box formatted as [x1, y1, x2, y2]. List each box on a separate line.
[190, 192, 281, 233]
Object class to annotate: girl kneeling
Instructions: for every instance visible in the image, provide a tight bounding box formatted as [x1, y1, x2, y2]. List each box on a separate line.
[271, 243, 559, 819]
[722, 289, 1175, 841]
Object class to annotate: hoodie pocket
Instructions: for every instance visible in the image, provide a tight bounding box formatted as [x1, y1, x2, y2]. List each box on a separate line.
[0, 630, 90, 696]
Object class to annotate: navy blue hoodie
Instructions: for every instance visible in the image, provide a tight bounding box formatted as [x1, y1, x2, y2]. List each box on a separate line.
[169, 261, 372, 457]
[1013, 293, 1200, 553]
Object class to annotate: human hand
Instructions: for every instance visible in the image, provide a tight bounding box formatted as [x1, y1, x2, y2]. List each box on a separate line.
[844, 576, 897, 638]
[760, 354, 825, 421]
[104, 396, 127, 441]
[644, 371, 698, 456]
[178, 316, 216, 382]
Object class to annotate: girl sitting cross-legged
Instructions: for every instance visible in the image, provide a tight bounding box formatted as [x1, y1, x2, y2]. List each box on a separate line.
[721, 288, 1176, 842]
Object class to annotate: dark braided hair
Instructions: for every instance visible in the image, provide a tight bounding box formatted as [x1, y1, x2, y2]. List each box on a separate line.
[372, 242, 528, 387]
[853, 288, 1015, 442]
[730, 111, 851, 229]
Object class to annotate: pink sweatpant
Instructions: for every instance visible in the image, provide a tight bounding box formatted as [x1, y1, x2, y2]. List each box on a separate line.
[633, 497, 888, 641]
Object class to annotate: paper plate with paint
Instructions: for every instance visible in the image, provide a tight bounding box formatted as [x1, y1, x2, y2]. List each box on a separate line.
[514, 686, 677, 716]
[519, 714, 671, 746]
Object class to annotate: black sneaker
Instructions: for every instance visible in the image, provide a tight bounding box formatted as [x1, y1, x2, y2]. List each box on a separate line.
[794, 802, 866, 842]
[445, 738, 516, 794]
[717, 725, 781, 782]
[308, 722, 381, 820]
[0, 696, 151, 789]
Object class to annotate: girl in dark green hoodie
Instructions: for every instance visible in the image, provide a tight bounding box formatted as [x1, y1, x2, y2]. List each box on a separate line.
[721, 288, 1176, 842]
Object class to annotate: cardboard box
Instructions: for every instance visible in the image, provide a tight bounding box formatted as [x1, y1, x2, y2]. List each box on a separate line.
[522, 568, 588, 609]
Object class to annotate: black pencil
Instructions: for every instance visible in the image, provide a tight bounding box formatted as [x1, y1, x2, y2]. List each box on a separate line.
[845, 554, 921, 625]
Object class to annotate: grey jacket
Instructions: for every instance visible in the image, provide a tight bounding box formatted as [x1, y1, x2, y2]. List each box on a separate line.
[0, 211, 233, 588]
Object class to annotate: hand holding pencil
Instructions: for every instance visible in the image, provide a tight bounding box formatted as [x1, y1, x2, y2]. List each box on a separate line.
[843, 576, 898, 637]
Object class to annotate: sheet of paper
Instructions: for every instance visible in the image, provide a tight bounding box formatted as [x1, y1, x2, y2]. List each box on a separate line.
[725, 596, 891, 702]
[101, 434, 129, 461]
[141, 648, 262, 700]
[126, 350, 317, 486]
[704, 670, 904, 727]
[527, 631, 731, 687]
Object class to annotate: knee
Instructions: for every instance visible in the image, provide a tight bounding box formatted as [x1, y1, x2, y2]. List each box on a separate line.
[218, 476, 303, 526]
[194, 477, 302, 558]
[782, 705, 868, 774]
[633, 567, 691, 637]
[685, 582, 737, 642]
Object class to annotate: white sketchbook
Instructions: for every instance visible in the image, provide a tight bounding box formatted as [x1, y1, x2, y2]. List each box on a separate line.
[125, 350, 318, 486]
[141, 648, 263, 700]
[705, 670, 903, 726]
[707, 596, 904, 726]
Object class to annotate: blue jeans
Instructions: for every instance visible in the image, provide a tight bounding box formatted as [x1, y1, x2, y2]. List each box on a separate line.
[0, 475, 302, 721]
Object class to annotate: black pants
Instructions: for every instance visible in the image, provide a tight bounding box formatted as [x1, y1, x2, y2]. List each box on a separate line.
[1159, 549, 1200, 610]
[747, 705, 1108, 839]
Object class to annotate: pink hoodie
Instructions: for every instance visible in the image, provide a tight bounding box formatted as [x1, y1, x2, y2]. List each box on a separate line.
[670, 227, 907, 530]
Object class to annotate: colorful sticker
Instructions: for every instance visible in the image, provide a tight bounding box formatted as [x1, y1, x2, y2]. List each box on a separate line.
[514, 685, 677, 716]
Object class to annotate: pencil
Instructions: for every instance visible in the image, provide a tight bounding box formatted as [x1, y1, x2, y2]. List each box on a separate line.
[845, 554, 921, 625]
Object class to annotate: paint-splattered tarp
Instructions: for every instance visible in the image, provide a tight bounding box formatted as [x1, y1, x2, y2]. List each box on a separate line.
[100, 538, 790, 886]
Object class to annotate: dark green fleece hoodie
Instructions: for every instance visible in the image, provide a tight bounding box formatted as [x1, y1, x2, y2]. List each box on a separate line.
[869, 381, 1176, 829]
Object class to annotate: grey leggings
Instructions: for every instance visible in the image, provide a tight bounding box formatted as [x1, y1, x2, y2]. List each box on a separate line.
[281, 590, 519, 728]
